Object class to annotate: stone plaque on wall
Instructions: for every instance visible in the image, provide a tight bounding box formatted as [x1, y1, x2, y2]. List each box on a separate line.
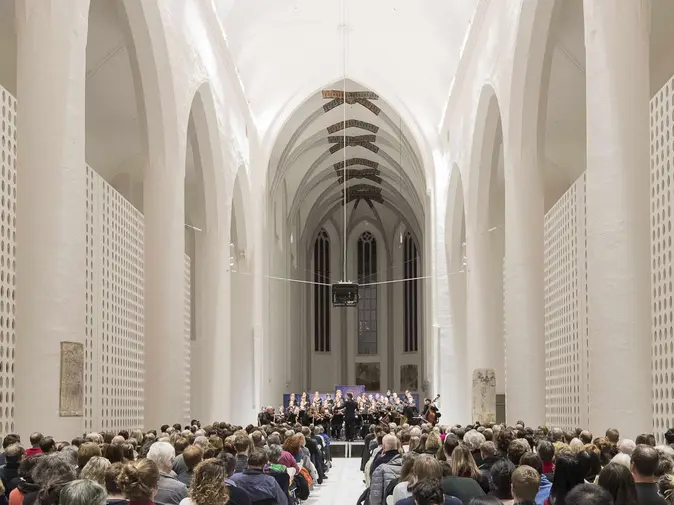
[472, 368, 496, 424]
[59, 342, 84, 417]
[356, 363, 380, 391]
[400, 365, 419, 391]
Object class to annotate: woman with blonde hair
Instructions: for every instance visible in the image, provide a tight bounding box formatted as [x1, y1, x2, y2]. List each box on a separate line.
[424, 433, 442, 457]
[80, 456, 111, 486]
[450, 446, 488, 493]
[179, 459, 228, 505]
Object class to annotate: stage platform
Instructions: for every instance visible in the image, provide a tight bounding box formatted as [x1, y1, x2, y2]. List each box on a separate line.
[329, 441, 365, 458]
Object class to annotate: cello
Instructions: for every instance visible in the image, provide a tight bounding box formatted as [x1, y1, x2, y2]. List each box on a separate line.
[424, 394, 441, 425]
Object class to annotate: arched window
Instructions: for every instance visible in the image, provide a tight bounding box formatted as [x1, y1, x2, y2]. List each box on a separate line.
[313, 229, 330, 352]
[357, 231, 377, 354]
[404, 232, 419, 352]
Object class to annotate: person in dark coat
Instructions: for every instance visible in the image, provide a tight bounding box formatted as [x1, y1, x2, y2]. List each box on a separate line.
[0, 445, 23, 497]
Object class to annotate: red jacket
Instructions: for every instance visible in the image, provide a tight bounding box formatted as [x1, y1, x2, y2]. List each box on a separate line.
[24, 448, 42, 457]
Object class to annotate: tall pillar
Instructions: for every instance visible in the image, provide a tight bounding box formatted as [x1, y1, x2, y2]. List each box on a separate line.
[14, 0, 89, 440]
[144, 150, 186, 430]
[191, 225, 231, 423]
[466, 223, 500, 423]
[584, 0, 652, 436]
[504, 151, 545, 426]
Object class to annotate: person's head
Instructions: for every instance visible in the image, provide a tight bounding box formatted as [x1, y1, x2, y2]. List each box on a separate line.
[425, 432, 442, 453]
[463, 430, 486, 452]
[409, 455, 443, 487]
[606, 429, 620, 445]
[105, 462, 125, 498]
[183, 445, 204, 472]
[618, 439, 636, 456]
[443, 433, 460, 459]
[666, 429, 674, 446]
[5, 443, 24, 465]
[579, 431, 593, 445]
[537, 440, 554, 464]
[631, 444, 659, 482]
[174, 437, 189, 456]
[32, 453, 78, 505]
[103, 443, 125, 464]
[511, 465, 540, 502]
[479, 441, 497, 460]
[234, 433, 250, 455]
[247, 449, 268, 470]
[146, 442, 175, 473]
[451, 445, 480, 481]
[80, 456, 111, 486]
[565, 484, 614, 505]
[2, 434, 20, 450]
[77, 442, 102, 469]
[400, 452, 420, 483]
[507, 438, 531, 466]
[549, 453, 586, 505]
[519, 453, 543, 475]
[382, 434, 399, 452]
[550, 428, 564, 443]
[188, 459, 228, 505]
[30, 432, 44, 448]
[597, 462, 638, 505]
[60, 479, 107, 505]
[411, 478, 444, 505]
[657, 455, 674, 478]
[219, 452, 236, 478]
[268, 444, 283, 464]
[118, 459, 159, 501]
[490, 459, 515, 500]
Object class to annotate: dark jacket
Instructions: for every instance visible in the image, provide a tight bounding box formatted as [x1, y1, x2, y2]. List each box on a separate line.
[230, 469, 288, 505]
[397, 496, 462, 505]
[235, 454, 249, 474]
[227, 484, 252, 505]
[154, 471, 187, 505]
[0, 464, 20, 496]
[441, 476, 486, 505]
[635, 483, 668, 505]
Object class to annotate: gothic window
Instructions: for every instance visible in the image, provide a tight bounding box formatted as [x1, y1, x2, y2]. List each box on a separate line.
[313, 229, 330, 352]
[357, 231, 377, 354]
[404, 232, 419, 352]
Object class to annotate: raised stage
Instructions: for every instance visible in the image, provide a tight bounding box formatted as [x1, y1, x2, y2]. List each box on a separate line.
[329, 441, 365, 458]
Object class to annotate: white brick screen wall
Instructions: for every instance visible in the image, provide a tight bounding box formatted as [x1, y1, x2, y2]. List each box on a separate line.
[85, 166, 144, 432]
[651, 76, 674, 440]
[0, 86, 16, 434]
[544, 174, 588, 429]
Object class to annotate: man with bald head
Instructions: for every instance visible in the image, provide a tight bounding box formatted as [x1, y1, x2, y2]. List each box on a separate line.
[369, 434, 402, 505]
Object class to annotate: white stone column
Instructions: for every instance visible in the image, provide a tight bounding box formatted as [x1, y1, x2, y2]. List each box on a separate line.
[144, 148, 186, 430]
[14, 0, 89, 441]
[433, 188, 469, 422]
[504, 152, 545, 426]
[466, 223, 501, 422]
[193, 226, 232, 422]
[584, 0, 652, 436]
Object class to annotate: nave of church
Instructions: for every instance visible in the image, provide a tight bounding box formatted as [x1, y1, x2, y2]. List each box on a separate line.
[1, 0, 674, 460]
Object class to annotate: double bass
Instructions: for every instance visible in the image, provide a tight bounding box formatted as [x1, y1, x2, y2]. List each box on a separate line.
[424, 394, 441, 425]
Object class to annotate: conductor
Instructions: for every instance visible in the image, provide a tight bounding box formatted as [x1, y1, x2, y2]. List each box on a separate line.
[343, 392, 358, 441]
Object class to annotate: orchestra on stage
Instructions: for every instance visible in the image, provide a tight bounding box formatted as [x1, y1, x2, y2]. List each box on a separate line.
[257, 389, 441, 440]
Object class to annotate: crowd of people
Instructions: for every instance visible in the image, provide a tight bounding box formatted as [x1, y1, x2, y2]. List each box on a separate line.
[0, 420, 332, 505]
[358, 421, 674, 505]
[1, 417, 673, 505]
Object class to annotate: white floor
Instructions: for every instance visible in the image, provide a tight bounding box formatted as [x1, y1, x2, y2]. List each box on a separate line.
[305, 458, 365, 505]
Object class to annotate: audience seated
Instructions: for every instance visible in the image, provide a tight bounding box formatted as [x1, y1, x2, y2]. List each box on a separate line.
[370, 435, 404, 505]
[179, 459, 228, 505]
[147, 442, 188, 505]
[512, 466, 540, 505]
[231, 449, 287, 505]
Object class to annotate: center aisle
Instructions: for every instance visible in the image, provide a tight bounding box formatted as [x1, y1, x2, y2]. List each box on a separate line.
[305, 458, 365, 505]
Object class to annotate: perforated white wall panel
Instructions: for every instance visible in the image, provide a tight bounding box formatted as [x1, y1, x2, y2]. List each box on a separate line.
[651, 77, 674, 440]
[184, 254, 192, 424]
[0, 87, 16, 434]
[544, 174, 588, 429]
[85, 167, 144, 431]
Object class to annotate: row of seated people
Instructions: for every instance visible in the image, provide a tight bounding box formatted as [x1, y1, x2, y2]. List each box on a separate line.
[0, 421, 330, 505]
[359, 422, 674, 505]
